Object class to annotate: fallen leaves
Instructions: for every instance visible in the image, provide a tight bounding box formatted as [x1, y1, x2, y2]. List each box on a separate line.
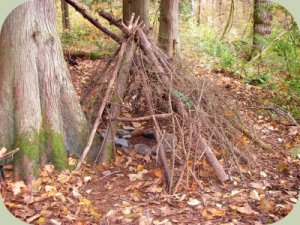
[236, 204, 259, 216]
[201, 207, 226, 219]
[12, 181, 26, 196]
[187, 198, 201, 206]
[128, 169, 148, 181]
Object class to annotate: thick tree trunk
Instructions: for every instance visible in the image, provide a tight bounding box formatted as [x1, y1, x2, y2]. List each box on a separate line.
[61, 0, 71, 31]
[158, 0, 181, 59]
[251, 0, 273, 57]
[122, 0, 150, 32]
[0, 0, 91, 184]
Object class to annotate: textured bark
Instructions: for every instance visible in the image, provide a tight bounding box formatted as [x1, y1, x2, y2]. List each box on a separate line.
[61, 0, 71, 31]
[122, 0, 150, 32]
[251, 0, 273, 57]
[0, 0, 90, 183]
[158, 0, 181, 58]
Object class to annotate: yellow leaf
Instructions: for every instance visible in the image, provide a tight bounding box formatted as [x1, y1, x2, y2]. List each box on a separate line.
[136, 165, 144, 172]
[241, 135, 250, 144]
[36, 217, 46, 224]
[79, 198, 91, 206]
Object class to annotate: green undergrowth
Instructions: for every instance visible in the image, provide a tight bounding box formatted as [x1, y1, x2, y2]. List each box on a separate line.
[182, 22, 300, 119]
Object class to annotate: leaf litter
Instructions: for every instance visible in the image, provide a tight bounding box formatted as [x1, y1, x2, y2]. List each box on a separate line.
[1, 59, 300, 224]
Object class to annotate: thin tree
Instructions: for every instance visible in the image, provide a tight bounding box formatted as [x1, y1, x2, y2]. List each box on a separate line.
[251, 0, 273, 58]
[216, 0, 224, 32]
[197, 0, 202, 26]
[158, 0, 181, 58]
[123, 0, 150, 32]
[0, 0, 95, 184]
[61, 0, 71, 31]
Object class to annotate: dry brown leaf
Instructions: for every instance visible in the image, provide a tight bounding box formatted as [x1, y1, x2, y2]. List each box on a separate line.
[57, 173, 70, 184]
[201, 207, 225, 219]
[260, 198, 276, 212]
[237, 204, 258, 215]
[249, 190, 260, 200]
[72, 187, 83, 199]
[44, 164, 55, 174]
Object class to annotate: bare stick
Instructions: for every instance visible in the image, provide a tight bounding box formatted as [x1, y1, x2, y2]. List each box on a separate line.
[137, 63, 172, 191]
[107, 113, 172, 122]
[75, 41, 128, 171]
[99, 10, 131, 35]
[239, 126, 273, 151]
[65, 0, 123, 43]
[199, 136, 229, 182]
[0, 148, 19, 160]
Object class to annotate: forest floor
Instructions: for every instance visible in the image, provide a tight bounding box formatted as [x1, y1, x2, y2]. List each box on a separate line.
[2, 58, 300, 225]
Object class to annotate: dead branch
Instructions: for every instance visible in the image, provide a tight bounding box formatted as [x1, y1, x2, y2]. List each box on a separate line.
[0, 148, 19, 160]
[76, 41, 128, 170]
[107, 113, 173, 122]
[199, 136, 229, 182]
[138, 64, 172, 191]
[65, 0, 123, 43]
[239, 126, 273, 151]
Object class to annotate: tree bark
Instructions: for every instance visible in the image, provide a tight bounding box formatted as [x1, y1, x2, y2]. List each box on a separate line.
[197, 0, 201, 26]
[61, 0, 71, 31]
[158, 0, 181, 59]
[251, 0, 273, 58]
[0, 0, 91, 184]
[123, 0, 150, 33]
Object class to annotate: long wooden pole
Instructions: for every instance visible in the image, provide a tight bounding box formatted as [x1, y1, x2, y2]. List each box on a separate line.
[75, 42, 128, 170]
[64, 0, 123, 43]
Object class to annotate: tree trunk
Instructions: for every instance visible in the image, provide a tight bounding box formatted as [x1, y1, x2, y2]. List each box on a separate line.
[216, 0, 224, 31]
[61, 0, 71, 31]
[197, 0, 201, 26]
[0, 0, 91, 184]
[158, 0, 181, 59]
[122, 0, 150, 32]
[251, 0, 273, 57]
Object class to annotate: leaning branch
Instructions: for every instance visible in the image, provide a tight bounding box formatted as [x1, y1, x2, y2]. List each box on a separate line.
[64, 0, 123, 43]
[107, 113, 173, 122]
[75, 41, 128, 170]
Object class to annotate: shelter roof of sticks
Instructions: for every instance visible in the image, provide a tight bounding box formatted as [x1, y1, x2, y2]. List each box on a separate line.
[65, 0, 271, 193]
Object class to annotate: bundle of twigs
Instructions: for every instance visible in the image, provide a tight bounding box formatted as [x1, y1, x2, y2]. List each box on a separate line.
[65, 0, 270, 193]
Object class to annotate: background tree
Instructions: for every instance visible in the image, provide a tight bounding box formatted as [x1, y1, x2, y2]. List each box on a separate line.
[61, 0, 71, 31]
[197, 0, 202, 25]
[122, 0, 150, 32]
[158, 0, 181, 58]
[0, 0, 92, 184]
[251, 0, 273, 57]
